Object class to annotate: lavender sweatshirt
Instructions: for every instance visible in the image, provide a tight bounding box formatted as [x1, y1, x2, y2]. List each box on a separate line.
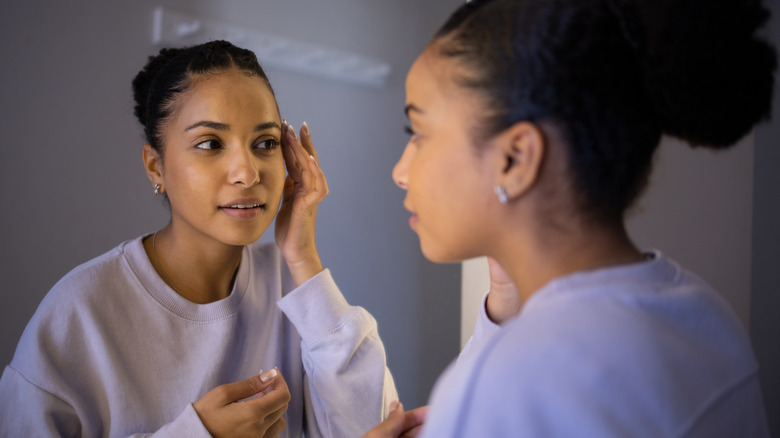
[0, 235, 397, 437]
[423, 252, 769, 437]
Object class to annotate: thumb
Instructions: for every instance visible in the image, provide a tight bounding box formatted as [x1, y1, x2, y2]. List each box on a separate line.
[212, 369, 279, 405]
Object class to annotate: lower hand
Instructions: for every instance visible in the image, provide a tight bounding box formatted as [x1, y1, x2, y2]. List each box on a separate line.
[275, 122, 329, 286]
[363, 402, 428, 438]
[193, 369, 291, 438]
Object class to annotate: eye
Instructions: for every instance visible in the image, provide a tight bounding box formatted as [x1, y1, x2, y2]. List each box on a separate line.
[254, 138, 281, 150]
[404, 125, 421, 142]
[195, 139, 222, 150]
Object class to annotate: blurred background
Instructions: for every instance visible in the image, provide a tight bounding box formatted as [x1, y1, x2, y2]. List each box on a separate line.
[0, 0, 778, 433]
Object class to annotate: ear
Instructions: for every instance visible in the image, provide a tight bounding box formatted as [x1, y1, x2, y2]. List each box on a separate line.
[493, 121, 545, 202]
[142, 144, 164, 186]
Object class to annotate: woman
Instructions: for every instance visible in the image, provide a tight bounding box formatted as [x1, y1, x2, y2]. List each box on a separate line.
[0, 40, 396, 437]
[367, 0, 776, 436]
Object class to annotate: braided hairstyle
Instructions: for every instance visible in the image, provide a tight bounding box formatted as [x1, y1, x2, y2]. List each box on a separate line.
[132, 40, 275, 155]
[434, 0, 777, 223]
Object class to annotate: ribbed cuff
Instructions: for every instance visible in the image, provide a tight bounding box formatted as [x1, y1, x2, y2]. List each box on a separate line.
[152, 403, 212, 437]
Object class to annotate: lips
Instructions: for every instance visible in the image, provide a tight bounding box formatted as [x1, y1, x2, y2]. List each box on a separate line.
[219, 198, 266, 220]
[224, 203, 263, 209]
[220, 198, 265, 209]
[403, 202, 418, 229]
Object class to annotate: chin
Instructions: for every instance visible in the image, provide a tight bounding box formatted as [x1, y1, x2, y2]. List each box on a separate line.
[221, 225, 271, 247]
[419, 241, 468, 265]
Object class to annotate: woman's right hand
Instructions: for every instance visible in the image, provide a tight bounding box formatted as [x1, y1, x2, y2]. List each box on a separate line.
[363, 402, 428, 438]
[193, 369, 291, 438]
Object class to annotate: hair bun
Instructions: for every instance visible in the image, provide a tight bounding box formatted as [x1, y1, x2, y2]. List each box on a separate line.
[636, 0, 777, 148]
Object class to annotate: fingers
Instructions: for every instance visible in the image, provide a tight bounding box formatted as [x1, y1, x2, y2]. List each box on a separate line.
[282, 122, 313, 177]
[363, 402, 427, 438]
[203, 369, 278, 407]
[281, 120, 328, 203]
[262, 417, 287, 438]
[299, 121, 319, 163]
[193, 370, 291, 438]
[244, 370, 290, 418]
[400, 405, 428, 434]
[399, 425, 423, 438]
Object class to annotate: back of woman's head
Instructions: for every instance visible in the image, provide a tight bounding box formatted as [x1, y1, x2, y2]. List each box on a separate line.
[435, 0, 777, 222]
[132, 40, 274, 154]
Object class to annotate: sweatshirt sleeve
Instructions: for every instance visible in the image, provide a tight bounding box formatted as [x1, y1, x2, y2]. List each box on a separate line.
[0, 366, 211, 438]
[277, 269, 398, 438]
[0, 365, 82, 437]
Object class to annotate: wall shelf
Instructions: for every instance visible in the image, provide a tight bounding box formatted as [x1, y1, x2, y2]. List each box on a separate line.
[152, 6, 391, 88]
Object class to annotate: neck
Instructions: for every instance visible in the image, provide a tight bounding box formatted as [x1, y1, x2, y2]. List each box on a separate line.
[492, 218, 642, 308]
[143, 225, 244, 304]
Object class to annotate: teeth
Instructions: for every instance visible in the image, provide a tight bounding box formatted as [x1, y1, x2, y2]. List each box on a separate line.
[229, 204, 261, 209]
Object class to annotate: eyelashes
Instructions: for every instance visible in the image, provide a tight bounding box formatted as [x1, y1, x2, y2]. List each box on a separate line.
[194, 138, 281, 151]
[404, 125, 421, 142]
[195, 139, 221, 150]
[256, 139, 280, 150]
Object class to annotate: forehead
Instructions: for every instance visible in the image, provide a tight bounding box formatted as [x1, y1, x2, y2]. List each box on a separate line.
[405, 47, 477, 124]
[174, 70, 279, 124]
[405, 49, 444, 109]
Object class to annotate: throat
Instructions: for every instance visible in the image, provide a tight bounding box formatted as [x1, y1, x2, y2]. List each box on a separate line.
[143, 232, 242, 304]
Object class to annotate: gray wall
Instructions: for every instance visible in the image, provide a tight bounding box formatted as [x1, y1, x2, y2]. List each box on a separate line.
[0, 0, 461, 408]
[2, 0, 778, 428]
[752, 0, 780, 435]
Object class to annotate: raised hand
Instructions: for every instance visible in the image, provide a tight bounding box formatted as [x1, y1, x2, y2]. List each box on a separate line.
[275, 121, 329, 286]
[193, 369, 291, 438]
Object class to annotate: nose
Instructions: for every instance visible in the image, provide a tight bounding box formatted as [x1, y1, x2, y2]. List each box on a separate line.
[392, 144, 413, 190]
[228, 146, 261, 187]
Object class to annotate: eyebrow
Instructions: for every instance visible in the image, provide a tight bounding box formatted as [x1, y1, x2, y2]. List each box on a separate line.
[404, 104, 423, 118]
[184, 121, 282, 132]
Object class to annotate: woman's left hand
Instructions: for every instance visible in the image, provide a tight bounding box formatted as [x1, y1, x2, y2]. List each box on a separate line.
[275, 121, 329, 286]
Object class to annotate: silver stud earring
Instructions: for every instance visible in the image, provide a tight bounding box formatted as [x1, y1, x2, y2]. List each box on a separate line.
[494, 185, 509, 204]
[154, 183, 161, 195]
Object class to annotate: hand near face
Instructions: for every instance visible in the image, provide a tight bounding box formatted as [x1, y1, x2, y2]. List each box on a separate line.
[485, 257, 522, 324]
[275, 122, 329, 286]
[193, 369, 291, 438]
[363, 402, 428, 438]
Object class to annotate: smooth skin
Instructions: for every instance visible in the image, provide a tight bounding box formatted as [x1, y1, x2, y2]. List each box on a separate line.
[141, 68, 328, 437]
[366, 42, 644, 437]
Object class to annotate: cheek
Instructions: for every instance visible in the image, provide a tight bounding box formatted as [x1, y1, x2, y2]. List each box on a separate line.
[265, 156, 286, 196]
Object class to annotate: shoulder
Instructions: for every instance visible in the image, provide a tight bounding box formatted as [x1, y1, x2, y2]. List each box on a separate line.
[37, 239, 138, 313]
[8, 239, 141, 388]
[458, 257, 758, 436]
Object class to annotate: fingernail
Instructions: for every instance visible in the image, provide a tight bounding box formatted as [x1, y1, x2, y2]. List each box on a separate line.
[302, 121, 310, 136]
[288, 124, 296, 139]
[309, 154, 318, 167]
[389, 400, 401, 412]
[260, 368, 278, 383]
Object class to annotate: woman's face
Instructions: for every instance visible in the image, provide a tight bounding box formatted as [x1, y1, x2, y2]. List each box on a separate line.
[393, 48, 497, 263]
[157, 69, 285, 247]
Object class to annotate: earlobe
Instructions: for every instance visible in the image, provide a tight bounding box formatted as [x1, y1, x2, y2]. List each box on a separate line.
[495, 122, 545, 203]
